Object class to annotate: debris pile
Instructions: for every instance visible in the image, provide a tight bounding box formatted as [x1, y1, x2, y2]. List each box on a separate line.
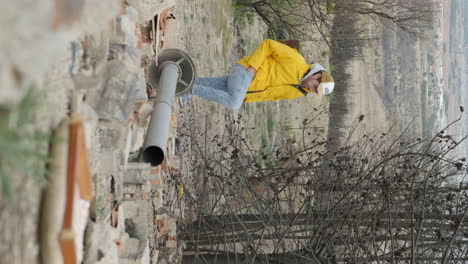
[2, 0, 184, 263]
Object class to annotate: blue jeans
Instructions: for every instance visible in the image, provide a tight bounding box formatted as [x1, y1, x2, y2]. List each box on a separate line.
[192, 64, 253, 110]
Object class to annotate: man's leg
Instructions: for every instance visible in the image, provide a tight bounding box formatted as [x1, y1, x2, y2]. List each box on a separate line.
[194, 76, 229, 92]
[192, 64, 252, 110]
[226, 64, 253, 109]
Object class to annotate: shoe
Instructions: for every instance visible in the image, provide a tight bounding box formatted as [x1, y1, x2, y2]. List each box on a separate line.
[179, 93, 192, 108]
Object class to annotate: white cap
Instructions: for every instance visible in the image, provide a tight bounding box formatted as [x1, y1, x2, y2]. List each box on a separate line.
[317, 82, 335, 96]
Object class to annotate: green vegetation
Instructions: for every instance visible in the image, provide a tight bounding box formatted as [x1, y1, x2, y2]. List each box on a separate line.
[233, 4, 255, 25]
[427, 54, 434, 65]
[0, 88, 50, 202]
[245, 103, 251, 115]
[257, 133, 273, 168]
[95, 195, 106, 219]
[283, 123, 299, 142]
[235, 0, 304, 40]
[283, 123, 293, 131]
[326, 1, 336, 14]
[248, 104, 278, 168]
[266, 108, 275, 138]
[222, 24, 232, 70]
[209, 104, 217, 113]
[187, 50, 201, 60]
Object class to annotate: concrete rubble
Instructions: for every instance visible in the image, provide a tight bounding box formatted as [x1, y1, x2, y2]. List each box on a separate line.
[1, 0, 183, 263]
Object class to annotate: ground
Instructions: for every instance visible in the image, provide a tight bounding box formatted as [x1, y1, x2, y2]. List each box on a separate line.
[0, 0, 331, 263]
[4, 0, 447, 262]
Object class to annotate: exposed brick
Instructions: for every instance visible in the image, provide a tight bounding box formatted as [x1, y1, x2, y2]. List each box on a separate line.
[140, 23, 153, 44]
[135, 24, 143, 49]
[151, 179, 161, 186]
[156, 219, 165, 231]
[114, 239, 124, 252]
[171, 113, 178, 126]
[160, 159, 168, 171]
[119, 0, 126, 14]
[150, 166, 161, 175]
[165, 240, 177, 248]
[134, 101, 147, 112]
[158, 218, 176, 236]
[52, 0, 85, 29]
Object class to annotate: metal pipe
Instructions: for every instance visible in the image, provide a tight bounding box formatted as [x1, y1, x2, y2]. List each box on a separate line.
[142, 61, 180, 166]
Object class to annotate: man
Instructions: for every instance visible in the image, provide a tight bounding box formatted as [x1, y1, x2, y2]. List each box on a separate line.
[191, 39, 335, 110]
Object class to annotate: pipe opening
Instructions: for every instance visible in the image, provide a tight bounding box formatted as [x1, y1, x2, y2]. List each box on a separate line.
[142, 146, 165, 166]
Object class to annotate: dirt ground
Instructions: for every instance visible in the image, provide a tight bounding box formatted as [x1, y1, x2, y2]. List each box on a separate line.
[166, 0, 333, 222]
[167, 0, 332, 148]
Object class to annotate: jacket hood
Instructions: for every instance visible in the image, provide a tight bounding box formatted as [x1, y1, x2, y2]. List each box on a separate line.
[300, 63, 326, 83]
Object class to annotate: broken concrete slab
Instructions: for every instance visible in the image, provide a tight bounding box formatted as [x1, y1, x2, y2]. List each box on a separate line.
[83, 221, 120, 264]
[120, 198, 150, 250]
[123, 169, 148, 185]
[130, 127, 147, 153]
[97, 121, 127, 152]
[70, 93, 100, 150]
[124, 127, 133, 169]
[141, 180, 152, 194]
[39, 77, 74, 129]
[135, 102, 153, 127]
[123, 162, 152, 184]
[87, 60, 144, 123]
[120, 237, 140, 257]
[0, 0, 119, 100]
[152, 197, 163, 215]
[123, 184, 138, 195]
[120, 200, 140, 219]
[112, 5, 141, 49]
[124, 215, 148, 243]
[82, 31, 111, 74]
[72, 73, 103, 91]
[70, 0, 120, 35]
[0, 66, 24, 107]
[151, 249, 160, 264]
[108, 43, 143, 73]
[120, 237, 150, 264]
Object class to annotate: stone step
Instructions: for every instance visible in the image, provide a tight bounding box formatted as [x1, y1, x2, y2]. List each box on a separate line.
[123, 162, 153, 184]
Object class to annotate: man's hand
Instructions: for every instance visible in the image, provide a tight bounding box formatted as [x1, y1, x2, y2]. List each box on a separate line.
[247, 67, 257, 77]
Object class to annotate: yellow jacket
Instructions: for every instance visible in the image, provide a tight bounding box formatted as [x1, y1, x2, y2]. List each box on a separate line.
[238, 39, 312, 102]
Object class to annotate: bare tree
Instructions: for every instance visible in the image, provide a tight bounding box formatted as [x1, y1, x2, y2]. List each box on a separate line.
[177, 103, 467, 263]
[333, 0, 433, 37]
[235, 0, 313, 41]
[235, 0, 433, 41]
